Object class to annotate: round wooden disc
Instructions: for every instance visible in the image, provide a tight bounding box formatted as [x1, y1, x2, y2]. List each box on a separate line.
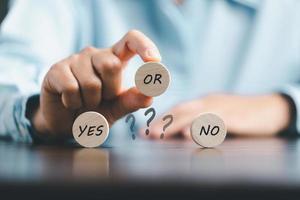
[190, 113, 227, 148]
[135, 62, 171, 97]
[72, 111, 109, 148]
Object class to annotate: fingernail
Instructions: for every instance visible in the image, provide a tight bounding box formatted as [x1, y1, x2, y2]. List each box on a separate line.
[145, 49, 161, 61]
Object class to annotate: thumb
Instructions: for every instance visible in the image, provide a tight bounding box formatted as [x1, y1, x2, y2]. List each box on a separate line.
[107, 87, 153, 122]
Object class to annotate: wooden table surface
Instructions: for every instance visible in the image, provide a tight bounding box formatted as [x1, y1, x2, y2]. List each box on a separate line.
[1, 137, 300, 199]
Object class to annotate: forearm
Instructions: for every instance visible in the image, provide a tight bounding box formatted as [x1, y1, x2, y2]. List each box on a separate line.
[225, 93, 294, 136]
[146, 92, 296, 139]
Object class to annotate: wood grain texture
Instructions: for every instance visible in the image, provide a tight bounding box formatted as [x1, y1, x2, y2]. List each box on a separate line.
[72, 111, 109, 148]
[191, 113, 227, 148]
[1, 137, 300, 199]
[135, 62, 170, 97]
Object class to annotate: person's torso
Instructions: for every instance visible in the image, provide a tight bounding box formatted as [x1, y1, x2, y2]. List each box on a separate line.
[56, 0, 300, 142]
[72, 0, 299, 108]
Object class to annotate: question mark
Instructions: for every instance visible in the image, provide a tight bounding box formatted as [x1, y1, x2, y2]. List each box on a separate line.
[125, 114, 136, 140]
[144, 107, 156, 135]
[160, 115, 173, 139]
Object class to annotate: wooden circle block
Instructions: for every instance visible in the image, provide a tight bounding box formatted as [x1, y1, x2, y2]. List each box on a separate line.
[191, 113, 227, 148]
[135, 62, 171, 97]
[72, 111, 109, 148]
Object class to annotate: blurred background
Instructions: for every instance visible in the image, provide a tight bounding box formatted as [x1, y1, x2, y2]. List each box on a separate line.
[0, 1, 8, 24]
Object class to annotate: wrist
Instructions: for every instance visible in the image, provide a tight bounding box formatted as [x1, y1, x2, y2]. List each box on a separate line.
[26, 95, 50, 139]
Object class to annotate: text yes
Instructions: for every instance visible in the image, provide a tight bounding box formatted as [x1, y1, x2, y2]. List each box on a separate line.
[78, 125, 104, 137]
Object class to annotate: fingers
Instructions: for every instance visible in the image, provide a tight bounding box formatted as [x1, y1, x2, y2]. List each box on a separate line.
[44, 29, 160, 114]
[92, 48, 124, 99]
[70, 49, 102, 109]
[181, 126, 192, 140]
[112, 30, 161, 62]
[146, 113, 187, 140]
[141, 119, 191, 140]
[44, 61, 82, 110]
[141, 102, 199, 140]
[100, 87, 153, 124]
[145, 118, 182, 140]
[44, 47, 103, 110]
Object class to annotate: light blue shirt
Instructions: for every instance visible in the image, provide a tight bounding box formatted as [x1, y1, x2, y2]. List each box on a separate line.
[0, 0, 299, 143]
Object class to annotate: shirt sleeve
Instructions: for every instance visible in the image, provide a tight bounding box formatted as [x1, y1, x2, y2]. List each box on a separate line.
[0, 90, 34, 143]
[0, 0, 77, 143]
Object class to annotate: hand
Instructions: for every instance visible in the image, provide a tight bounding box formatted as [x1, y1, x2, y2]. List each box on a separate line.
[31, 30, 161, 140]
[142, 94, 293, 139]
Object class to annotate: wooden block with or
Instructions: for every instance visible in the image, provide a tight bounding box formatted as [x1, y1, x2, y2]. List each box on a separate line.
[190, 113, 227, 148]
[72, 111, 110, 148]
[135, 62, 171, 97]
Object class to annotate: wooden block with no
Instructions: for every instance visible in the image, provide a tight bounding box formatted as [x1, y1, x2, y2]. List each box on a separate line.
[190, 113, 227, 148]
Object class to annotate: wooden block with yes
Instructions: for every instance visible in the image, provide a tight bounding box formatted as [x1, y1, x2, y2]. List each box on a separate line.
[135, 62, 171, 97]
[72, 111, 109, 148]
[190, 113, 227, 148]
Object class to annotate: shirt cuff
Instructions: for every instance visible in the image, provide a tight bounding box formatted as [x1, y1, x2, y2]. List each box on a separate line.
[0, 94, 35, 143]
[279, 84, 300, 135]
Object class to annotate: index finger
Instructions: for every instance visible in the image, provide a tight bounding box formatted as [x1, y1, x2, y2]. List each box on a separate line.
[112, 30, 161, 62]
